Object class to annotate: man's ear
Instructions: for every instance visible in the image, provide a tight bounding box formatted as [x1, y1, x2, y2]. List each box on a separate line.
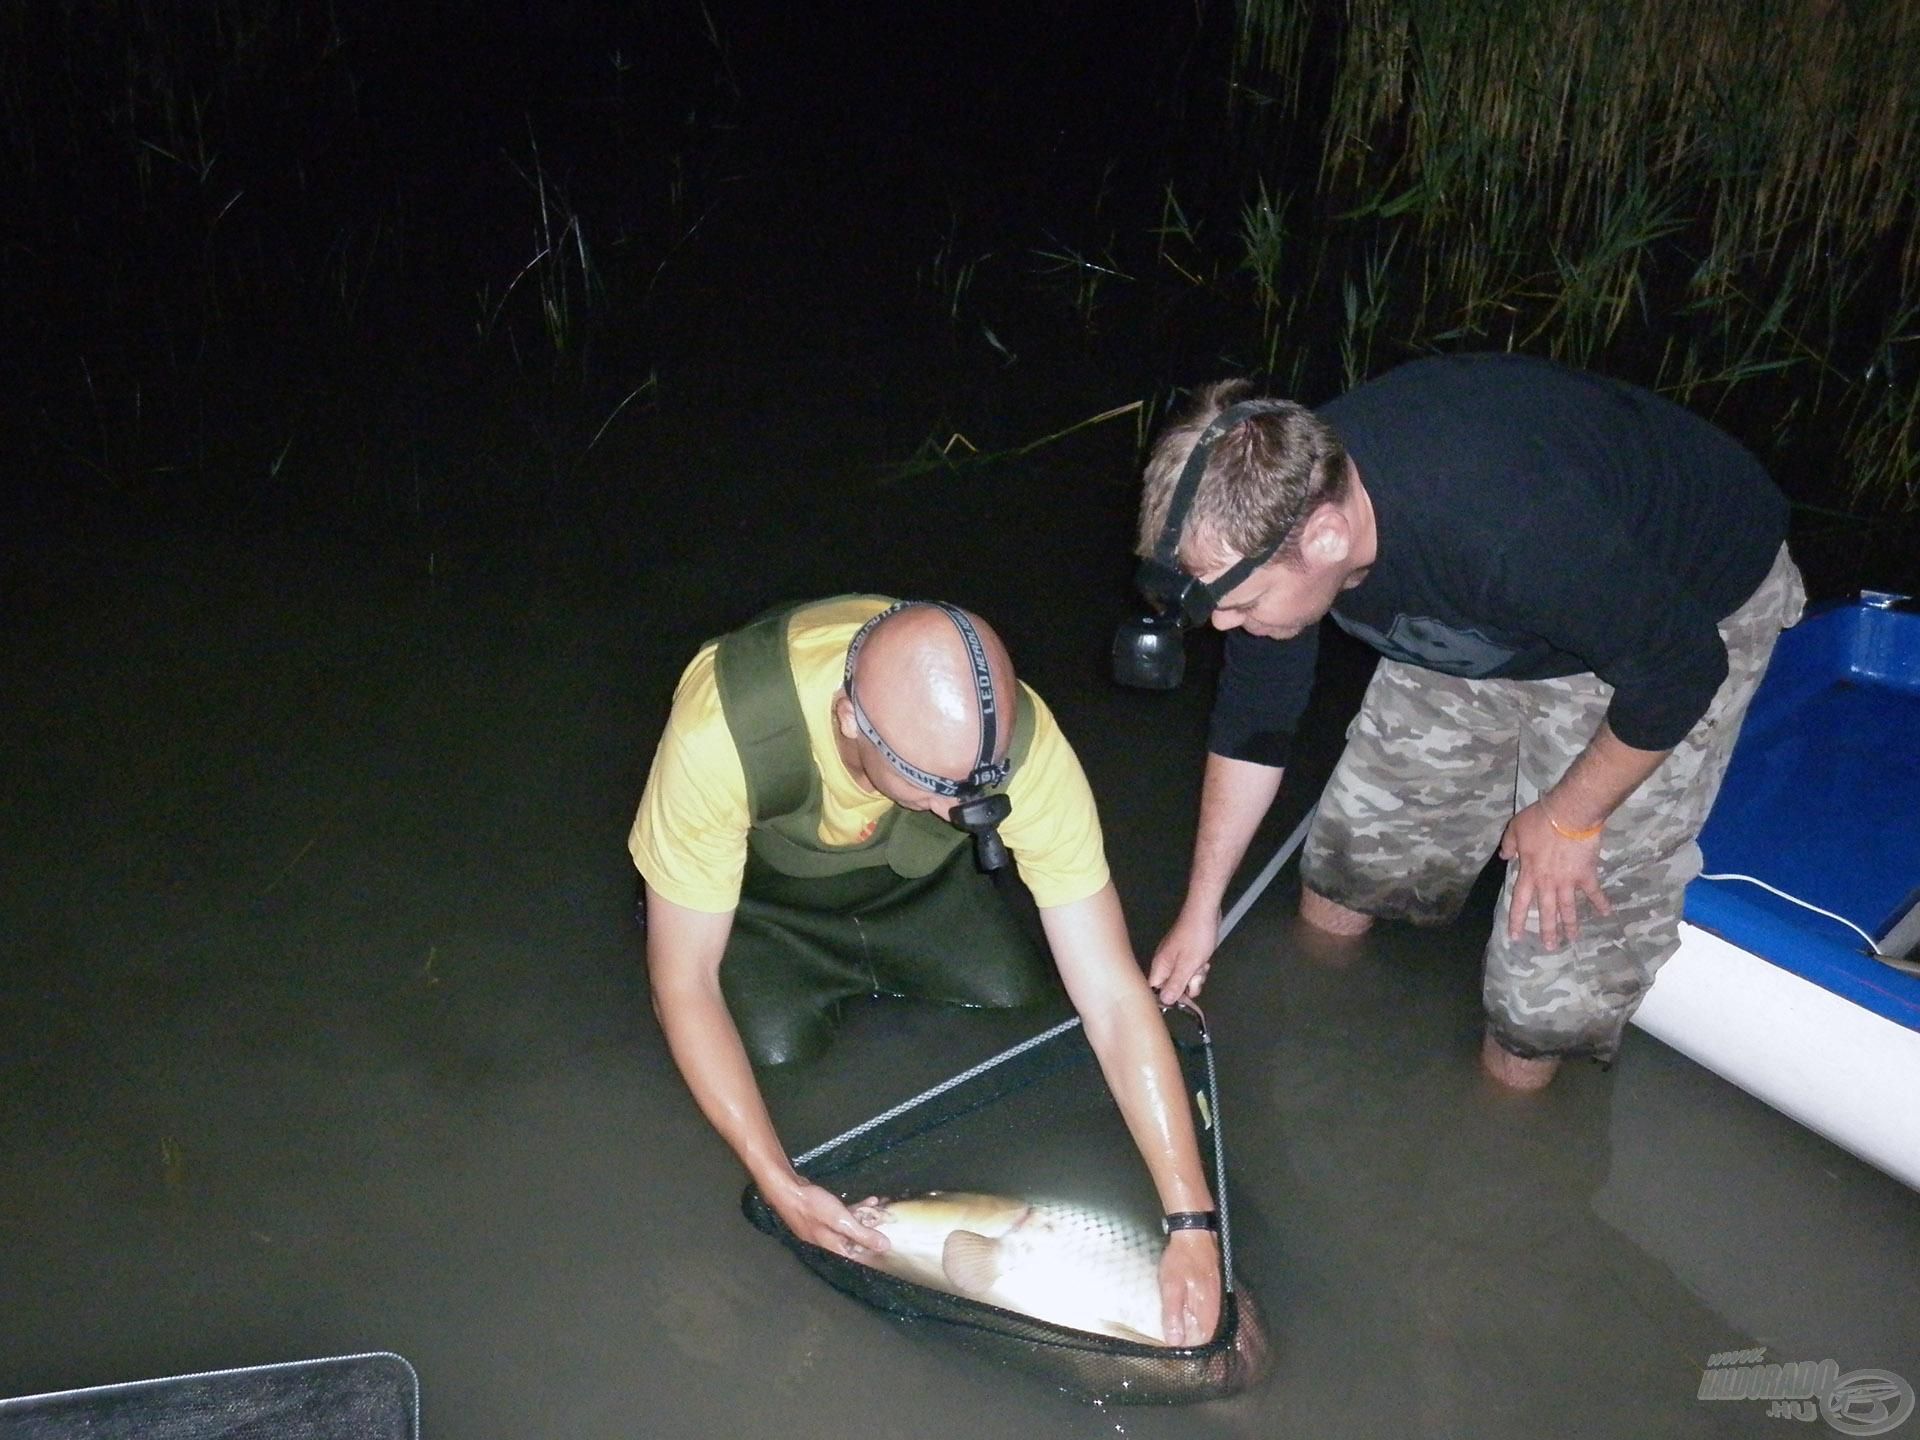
[832, 691, 860, 739]
[1302, 505, 1352, 567]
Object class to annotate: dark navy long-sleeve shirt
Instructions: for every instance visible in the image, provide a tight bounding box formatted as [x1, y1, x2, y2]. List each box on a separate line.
[1208, 353, 1790, 766]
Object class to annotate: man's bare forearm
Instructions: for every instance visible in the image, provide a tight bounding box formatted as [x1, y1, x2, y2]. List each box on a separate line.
[644, 885, 799, 1196]
[1543, 722, 1669, 831]
[1043, 886, 1213, 1213]
[1040, 884, 1224, 1344]
[1183, 752, 1287, 913]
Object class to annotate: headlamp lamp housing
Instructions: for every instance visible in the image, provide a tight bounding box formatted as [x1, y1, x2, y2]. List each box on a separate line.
[1111, 607, 1189, 690]
[951, 791, 1013, 874]
[1134, 556, 1221, 629]
[1111, 396, 1297, 690]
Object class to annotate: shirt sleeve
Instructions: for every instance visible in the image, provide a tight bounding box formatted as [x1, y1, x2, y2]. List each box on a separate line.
[627, 646, 753, 913]
[1000, 686, 1111, 909]
[1592, 598, 1730, 750]
[1206, 626, 1319, 767]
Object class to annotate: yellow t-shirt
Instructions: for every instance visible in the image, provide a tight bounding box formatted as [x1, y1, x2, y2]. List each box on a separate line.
[629, 596, 1110, 914]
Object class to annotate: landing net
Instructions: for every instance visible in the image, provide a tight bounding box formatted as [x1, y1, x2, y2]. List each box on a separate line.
[743, 1005, 1267, 1405]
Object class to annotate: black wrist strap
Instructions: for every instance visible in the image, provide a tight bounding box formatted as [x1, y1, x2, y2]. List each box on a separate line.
[1161, 1210, 1220, 1235]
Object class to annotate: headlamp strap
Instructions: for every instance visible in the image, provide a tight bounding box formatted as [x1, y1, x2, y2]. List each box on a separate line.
[1149, 397, 1296, 615]
[843, 601, 1010, 798]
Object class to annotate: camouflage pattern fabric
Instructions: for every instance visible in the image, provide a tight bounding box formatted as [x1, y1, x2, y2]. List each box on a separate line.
[1301, 545, 1806, 1061]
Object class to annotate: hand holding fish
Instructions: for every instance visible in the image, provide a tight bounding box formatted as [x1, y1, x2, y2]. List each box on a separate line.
[772, 1176, 890, 1260]
[1159, 1229, 1222, 1347]
[847, 1192, 1225, 1346]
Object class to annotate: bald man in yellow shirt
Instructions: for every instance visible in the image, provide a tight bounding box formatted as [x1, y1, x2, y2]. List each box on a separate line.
[630, 595, 1222, 1346]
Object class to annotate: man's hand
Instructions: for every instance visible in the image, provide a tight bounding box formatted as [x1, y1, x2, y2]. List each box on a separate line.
[769, 1175, 890, 1261]
[1499, 801, 1611, 950]
[1158, 1230, 1223, 1346]
[1147, 904, 1220, 1005]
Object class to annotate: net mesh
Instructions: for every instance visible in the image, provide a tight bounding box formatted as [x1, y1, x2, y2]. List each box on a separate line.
[743, 1009, 1268, 1405]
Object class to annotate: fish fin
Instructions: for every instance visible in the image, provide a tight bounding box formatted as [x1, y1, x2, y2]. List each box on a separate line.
[940, 1230, 1007, 1295]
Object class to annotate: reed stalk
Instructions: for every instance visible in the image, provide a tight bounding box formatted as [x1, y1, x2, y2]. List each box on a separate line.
[1234, 0, 1920, 508]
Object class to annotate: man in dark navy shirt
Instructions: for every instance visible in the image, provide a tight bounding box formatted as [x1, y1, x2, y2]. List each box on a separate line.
[1137, 353, 1804, 1089]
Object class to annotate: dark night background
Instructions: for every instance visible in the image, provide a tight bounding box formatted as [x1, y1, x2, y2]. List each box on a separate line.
[5, 3, 1221, 581]
[3, 4, 1916, 1437]
[4, 1, 1912, 595]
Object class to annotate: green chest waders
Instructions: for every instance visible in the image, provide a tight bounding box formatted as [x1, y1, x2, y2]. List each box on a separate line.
[713, 601, 1059, 1066]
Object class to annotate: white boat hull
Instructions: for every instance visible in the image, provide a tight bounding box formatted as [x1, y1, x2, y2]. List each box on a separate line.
[1633, 922, 1920, 1191]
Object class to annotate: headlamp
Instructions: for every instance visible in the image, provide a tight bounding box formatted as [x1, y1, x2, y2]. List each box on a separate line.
[1135, 556, 1222, 629]
[1112, 398, 1295, 689]
[950, 792, 1013, 874]
[846, 601, 1016, 873]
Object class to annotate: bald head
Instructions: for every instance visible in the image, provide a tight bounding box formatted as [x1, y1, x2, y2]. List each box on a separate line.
[847, 603, 1018, 784]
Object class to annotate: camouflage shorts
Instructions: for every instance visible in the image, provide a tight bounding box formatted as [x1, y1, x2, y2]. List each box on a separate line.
[1301, 544, 1806, 1061]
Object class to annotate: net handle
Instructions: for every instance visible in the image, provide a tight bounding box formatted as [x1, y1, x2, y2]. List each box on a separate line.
[1177, 998, 1235, 1292]
[789, 1013, 1086, 1169]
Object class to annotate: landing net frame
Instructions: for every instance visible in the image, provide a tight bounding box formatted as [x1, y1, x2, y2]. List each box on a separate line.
[742, 1003, 1266, 1405]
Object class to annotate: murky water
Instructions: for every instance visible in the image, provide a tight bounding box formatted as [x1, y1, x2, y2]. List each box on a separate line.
[5, 504, 1916, 1440]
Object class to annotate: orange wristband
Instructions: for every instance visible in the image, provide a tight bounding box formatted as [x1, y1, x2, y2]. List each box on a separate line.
[1542, 803, 1604, 842]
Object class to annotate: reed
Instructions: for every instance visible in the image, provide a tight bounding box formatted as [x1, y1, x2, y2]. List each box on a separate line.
[1845, 301, 1920, 510]
[483, 128, 605, 372]
[6, 0, 740, 542]
[924, 206, 992, 322]
[1234, 0, 1920, 509]
[1339, 235, 1399, 391]
[1031, 234, 1134, 329]
[4, 0, 360, 492]
[876, 401, 1146, 486]
[1153, 184, 1210, 287]
[1238, 178, 1290, 335]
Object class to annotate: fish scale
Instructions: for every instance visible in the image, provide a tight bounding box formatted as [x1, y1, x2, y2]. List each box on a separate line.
[852, 1192, 1169, 1345]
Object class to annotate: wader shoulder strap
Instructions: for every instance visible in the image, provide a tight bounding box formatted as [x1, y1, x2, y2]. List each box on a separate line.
[715, 599, 916, 878]
[713, 606, 815, 827]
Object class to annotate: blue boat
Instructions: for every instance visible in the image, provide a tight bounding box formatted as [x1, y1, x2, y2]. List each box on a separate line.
[1633, 592, 1920, 1190]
